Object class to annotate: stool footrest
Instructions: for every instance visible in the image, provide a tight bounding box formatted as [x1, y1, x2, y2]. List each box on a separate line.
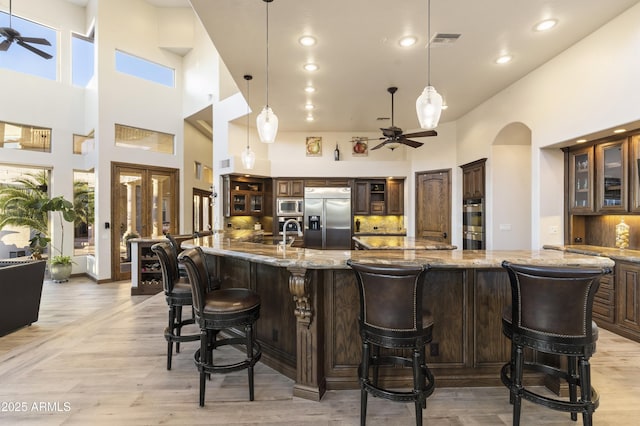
[194, 340, 262, 375]
[501, 362, 599, 414]
[164, 325, 199, 343]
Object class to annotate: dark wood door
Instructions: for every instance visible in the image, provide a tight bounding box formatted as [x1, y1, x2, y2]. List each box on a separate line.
[416, 169, 451, 243]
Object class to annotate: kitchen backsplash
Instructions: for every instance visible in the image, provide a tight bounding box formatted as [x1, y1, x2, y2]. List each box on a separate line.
[354, 215, 405, 233]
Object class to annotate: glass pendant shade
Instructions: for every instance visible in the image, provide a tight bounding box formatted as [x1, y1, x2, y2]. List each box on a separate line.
[256, 106, 278, 143]
[241, 146, 256, 169]
[416, 85, 443, 130]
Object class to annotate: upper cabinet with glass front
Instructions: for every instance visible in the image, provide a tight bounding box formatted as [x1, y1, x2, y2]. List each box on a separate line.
[630, 135, 640, 212]
[569, 146, 594, 213]
[596, 139, 627, 213]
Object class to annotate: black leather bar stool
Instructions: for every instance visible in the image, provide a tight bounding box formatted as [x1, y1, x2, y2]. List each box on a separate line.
[347, 260, 435, 426]
[151, 242, 198, 370]
[178, 246, 262, 407]
[501, 261, 612, 426]
[166, 234, 188, 279]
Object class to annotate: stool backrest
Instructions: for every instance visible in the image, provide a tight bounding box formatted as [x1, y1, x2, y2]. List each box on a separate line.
[151, 242, 178, 294]
[347, 260, 429, 334]
[502, 261, 611, 340]
[178, 247, 215, 315]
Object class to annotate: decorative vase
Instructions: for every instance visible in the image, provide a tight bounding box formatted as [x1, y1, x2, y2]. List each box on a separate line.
[50, 263, 72, 282]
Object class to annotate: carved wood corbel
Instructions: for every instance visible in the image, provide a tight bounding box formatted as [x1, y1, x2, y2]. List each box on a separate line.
[288, 266, 312, 327]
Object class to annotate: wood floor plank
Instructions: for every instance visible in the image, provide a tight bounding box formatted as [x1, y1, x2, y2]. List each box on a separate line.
[1, 276, 640, 425]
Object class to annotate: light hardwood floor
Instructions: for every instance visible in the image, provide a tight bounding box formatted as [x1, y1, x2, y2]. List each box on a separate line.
[1, 276, 640, 425]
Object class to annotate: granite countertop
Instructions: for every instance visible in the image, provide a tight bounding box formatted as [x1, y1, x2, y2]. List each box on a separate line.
[353, 236, 456, 250]
[353, 231, 407, 236]
[543, 244, 640, 263]
[181, 236, 614, 270]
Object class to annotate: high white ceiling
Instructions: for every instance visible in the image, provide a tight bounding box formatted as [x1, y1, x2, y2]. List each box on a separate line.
[190, 0, 639, 136]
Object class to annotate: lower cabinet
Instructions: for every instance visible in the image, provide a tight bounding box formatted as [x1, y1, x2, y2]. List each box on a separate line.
[616, 261, 640, 334]
[593, 273, 615, 324]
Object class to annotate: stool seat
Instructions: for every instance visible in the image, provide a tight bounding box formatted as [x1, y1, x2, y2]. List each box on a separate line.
[203, 289, 260, 314]
[171, 279, 192, 296]
[500, 261, 612, 426]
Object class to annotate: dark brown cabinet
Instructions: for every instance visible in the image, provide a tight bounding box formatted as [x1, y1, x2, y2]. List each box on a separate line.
[593, 272, 615, 324]
[596, 139, 628, 213]
[568, 146, 595, 213]
[386, 179, 404, 215]
[223, 175, 268, 217]
[353, 179, 404, 215]
[276, 179, 304, 197]
[131, 240, 163, 295]
[616, 261, 640, 333]
[461, 158, 486, 200]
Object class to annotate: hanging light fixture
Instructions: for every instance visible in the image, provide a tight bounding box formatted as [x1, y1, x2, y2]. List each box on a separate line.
[241, 75, 256, 169]
[257, 0, 278, 143]
[416, 0, 443, 130]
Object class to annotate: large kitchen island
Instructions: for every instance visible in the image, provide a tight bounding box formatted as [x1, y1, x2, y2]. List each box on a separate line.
[182, 235, 613, 401]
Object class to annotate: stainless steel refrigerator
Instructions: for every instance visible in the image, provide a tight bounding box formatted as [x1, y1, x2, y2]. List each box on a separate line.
[304, 187, 352, 249]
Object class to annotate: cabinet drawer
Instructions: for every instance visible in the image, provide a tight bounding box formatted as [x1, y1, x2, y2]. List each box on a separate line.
[593, 301, 614, 323]
[370, 201, 385, 214]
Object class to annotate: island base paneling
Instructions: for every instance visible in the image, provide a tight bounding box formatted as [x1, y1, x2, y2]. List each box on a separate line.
[206, 253, 546, 398]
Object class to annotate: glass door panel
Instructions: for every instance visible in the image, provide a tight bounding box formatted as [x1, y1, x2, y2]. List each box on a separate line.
[630, 135, 640, 212]
[596, 139, 627, 212]
[569, 146, 594, 213]
[111, 163, 178, 281]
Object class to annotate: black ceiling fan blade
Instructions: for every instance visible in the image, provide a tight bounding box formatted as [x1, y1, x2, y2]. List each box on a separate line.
[371, 141, 388, 150]
[0, 39, 11, 51]
[17, 40, 52, 59]
[402, 130, 437, 138]
[18, 36, 51, 46]
[400, 139, 424, 148]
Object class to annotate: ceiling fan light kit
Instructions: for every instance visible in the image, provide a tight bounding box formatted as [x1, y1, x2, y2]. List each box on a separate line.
[257, 0, 278, 144]
[241, 74, 256, 169]
[416, 0, 442, 131]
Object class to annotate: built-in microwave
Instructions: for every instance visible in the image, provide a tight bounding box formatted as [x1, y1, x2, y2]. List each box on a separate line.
[277, 198, 303, 216]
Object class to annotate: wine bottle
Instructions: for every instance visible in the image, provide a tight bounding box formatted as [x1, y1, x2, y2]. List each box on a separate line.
[334, 143, 340, 161]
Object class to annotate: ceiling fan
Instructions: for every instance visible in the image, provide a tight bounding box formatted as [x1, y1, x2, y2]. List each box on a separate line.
[370, 87, 437, 151]
[0, 0, 52, 60]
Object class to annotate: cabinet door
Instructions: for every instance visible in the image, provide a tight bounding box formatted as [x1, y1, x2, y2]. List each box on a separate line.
[290, 180, 304, 197]
[596, 139, 627, 212]
[471, 166, 484, 198]
[568, 146, 594, 213]
[461, 160, 485, 200]
[616, 261, 640, 333]
[276, 180, 291, 197]
[630, 135, 640, 212]
[231, 192, 249, 215]
[353, 181, 370, 214]
[593, 273, 615, 324]
[369, 180, 386, 215]
[386, 179, 404, 215]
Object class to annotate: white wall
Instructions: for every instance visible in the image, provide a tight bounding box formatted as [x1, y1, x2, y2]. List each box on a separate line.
[183, 121, 213, 234]
[455, 2, 640, 249]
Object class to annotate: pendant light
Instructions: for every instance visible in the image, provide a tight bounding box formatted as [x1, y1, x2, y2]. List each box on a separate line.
[257, 0, 278, 143]
[241, 75, 256, 169]
[416, 0, 443, 130]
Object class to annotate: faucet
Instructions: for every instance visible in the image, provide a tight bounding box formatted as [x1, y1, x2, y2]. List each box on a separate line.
[282, 218, 303, 246]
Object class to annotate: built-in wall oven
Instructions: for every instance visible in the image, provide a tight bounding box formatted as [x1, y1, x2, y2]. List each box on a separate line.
[463, 199, 484, 249]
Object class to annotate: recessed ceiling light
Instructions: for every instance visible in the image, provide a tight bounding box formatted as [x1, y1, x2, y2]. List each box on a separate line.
[298, 35, 316, 46]
[304, 86, 316, 93]
[495, 54, 512, 65]
[304, 63, 319, 71]
[306, 115, 314, 122]
[534, 19, 558, 32]
[576, 139, 587, 144]
[399, 36, 417, 47]
[305, 103, 314, 110]
[613, 128, 627, 134]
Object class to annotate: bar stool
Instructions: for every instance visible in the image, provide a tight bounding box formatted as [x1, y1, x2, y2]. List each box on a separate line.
[500, 261, 612, 426]
[151, 242, 199, 370]
[166, 234, 188, 279]
[178, 246, 262, 407]
[347, 260, 435, 426]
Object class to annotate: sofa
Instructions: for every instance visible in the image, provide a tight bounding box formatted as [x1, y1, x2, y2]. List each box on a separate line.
[0, 259, 47, 336]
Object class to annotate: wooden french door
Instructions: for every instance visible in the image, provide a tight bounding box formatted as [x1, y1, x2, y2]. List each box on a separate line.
[111, 163, 179, 281]
[192, 188, 213, 233]
[415, 169, 452, 243]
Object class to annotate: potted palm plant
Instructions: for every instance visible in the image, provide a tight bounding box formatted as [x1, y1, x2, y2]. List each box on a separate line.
[0, 173, 76, 281]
